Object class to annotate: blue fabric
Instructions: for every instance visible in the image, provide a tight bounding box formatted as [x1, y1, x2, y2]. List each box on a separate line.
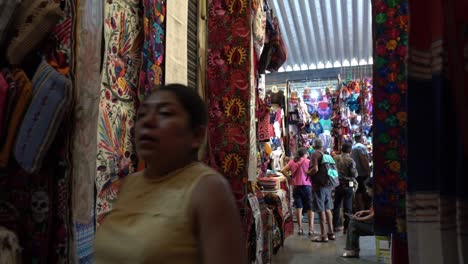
[14, 61, 72, 174]
[76, 208, 95, 263]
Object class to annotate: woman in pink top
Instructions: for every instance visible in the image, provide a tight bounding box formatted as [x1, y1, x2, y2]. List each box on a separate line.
[281, 148, 316, 235]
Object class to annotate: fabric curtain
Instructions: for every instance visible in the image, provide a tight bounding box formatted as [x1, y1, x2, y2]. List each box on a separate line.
[165, 0, 188, 85]
[406, 0, 468, 263]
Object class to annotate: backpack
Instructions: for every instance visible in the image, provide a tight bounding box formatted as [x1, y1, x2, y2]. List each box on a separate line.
[312, 151, 339, 187]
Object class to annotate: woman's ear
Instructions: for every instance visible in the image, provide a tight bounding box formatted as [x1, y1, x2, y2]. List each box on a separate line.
[191, 125, 207, 150]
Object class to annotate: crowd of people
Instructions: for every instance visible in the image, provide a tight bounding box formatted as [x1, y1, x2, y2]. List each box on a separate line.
[281, 135, 373, 258]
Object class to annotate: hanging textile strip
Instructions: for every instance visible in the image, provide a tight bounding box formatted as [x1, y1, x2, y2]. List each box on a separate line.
[72, 0, 102, 225]
[372, 0, 409, 236]
[45, 0, 75, 78]
[247, 194, 263, 264]
[0, 70, 32, 168]
[405, 1, 468, 263]
[206, 0, 252, 216]
[139, 0, 166, 101]
[165, 0, 188, 85]
[96, 0, 142, 224]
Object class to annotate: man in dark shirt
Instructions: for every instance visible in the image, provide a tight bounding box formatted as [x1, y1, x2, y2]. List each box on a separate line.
[351, 134, 371, 211]
[309, 139, 335, 242]
[333, 143, 358, 233]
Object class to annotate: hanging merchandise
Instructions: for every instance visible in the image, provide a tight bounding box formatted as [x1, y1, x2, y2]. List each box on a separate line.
[0, 70, 32, 167]
[95, 0, 143, 223]
[252, 0, 266, 59]
[140, 0, 165, 100]
[0, 69, 17, 145]
[6, 1, 63, 66]
[72, 0, 103, 226]
[206, 0, 252, 211]
[14, 61, 72, 174]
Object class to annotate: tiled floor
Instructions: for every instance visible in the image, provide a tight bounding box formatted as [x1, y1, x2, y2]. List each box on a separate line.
[271, 224, 379, 264]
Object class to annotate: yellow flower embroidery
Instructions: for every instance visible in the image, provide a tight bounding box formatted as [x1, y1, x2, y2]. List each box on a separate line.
[227, 47, 247, 65]
[223, 153, 245, 176]
[229, 0, 248, 14]
[386, 40, 398, 50]
[225, 98, 246, 119]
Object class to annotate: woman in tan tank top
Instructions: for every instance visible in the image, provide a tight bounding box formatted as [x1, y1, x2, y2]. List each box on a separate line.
[95, 84, 246, 264]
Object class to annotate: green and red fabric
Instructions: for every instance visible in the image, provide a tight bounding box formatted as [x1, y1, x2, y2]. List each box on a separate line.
[372, 0, 408, 236]
[96, 0, 142, 224]
[206, 0, 252, 212]
[139, 0, 166, 101]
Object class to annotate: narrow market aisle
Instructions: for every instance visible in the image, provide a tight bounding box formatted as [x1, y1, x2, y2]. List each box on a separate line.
[272, 224, 378, 264]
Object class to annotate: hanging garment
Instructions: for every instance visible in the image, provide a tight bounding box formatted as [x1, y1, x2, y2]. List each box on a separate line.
[95, 0, 142, 223]
[252, 0, 266, 58]
[205, 0, 252, 209]
[72, 0, 103, 225]
[0, 70, 32, 168]
[166, 1, 187, 85]
[0, 74, 8, 142]
[404, 0, 468, 263]
[0, 69, 18, 142]
[140, 0, 165, 100]
[14, 61, 73, 174]
[6, 1, 63, 65]
[248, 194, 264, 264]
[0, 0, 21, 46]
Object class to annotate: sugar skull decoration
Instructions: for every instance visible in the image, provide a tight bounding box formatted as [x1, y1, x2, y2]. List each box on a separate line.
[31, 190, 49, 223]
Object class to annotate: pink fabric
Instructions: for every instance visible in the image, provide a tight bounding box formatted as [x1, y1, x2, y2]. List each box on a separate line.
[288, 158, 311, 186]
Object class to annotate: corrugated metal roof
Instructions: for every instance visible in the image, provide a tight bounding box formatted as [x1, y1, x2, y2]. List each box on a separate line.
[268, 0, 373, 72]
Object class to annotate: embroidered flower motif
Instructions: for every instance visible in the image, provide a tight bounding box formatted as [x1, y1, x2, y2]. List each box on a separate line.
[229, 0, 248, 14]
[396, 112, 407, 125]
[388, 161, 400, 173]
[222, 153, 245, 176]
[230, 70, 249, 90]
[227, 124, 248, 145]
[386, 149, 399, 161]
[227, 46, 248, 65]
[208, 49, 226, 67]
[378, 100, 390, 111]
[378, 133, 391, 144]
[225, 98, 246, 119]
[376, 13, 387, 24]
[210, 0, 226, 17]
[232, 18, 250, 38]
[385, 116, 398, 127]
[386, 40, 398, 50]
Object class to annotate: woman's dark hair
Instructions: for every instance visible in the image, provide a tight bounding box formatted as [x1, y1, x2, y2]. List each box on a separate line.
[365, 177, 374, 189]
[151, 84, 208, 128]
[294, 147, 308, 162]
[341, 142, 353, 153]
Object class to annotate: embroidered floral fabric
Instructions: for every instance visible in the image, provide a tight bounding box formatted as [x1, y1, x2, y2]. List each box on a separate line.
[139, 0, 165, 101]
[96, 0, 142, 223]
[206, 0, 252, 209]
[372, 0, 408, 235]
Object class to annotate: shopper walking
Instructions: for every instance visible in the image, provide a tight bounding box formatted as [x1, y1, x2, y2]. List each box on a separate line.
[308, 139, 335, 242]
[281, 148, 316, 236]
